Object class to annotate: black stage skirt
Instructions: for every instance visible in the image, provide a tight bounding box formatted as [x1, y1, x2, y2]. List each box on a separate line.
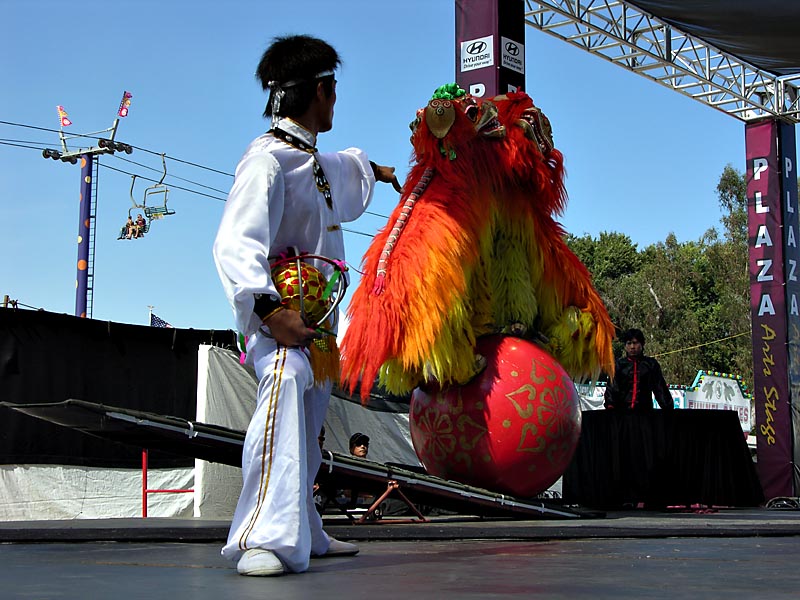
[562, 410, 764, 509]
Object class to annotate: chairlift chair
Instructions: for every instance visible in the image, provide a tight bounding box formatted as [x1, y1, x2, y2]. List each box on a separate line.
[117, 155, 175, 240]
[142, 153, 175, 220]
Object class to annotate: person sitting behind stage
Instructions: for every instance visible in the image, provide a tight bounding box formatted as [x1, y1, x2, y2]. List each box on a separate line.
[347, 431, 421, 518]
[349, 432, 370, 458]
[339, 432, 372, 512]
[604, 328, 674, 411]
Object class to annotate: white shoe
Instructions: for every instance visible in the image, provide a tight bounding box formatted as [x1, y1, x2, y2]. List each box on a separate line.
[237, 548, 285, 576]
[322, 537, 359, 557]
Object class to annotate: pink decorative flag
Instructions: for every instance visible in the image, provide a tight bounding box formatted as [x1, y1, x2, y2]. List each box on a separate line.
[118, 90, 133, 117]
[56, 105, 72, 127]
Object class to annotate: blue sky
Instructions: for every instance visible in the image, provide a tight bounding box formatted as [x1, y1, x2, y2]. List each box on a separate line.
[1, 1, 764, 330]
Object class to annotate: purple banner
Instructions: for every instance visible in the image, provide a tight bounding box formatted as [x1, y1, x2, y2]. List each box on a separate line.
[746, 119, 793, 499]
[779, 121, 800, 495]
[455, 0, 525, 98]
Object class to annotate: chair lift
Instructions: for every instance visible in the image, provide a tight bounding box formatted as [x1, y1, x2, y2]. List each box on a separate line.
[142, 153, 175, 222]
[118, 175, 148, 239]
[117, 154, 175, 240]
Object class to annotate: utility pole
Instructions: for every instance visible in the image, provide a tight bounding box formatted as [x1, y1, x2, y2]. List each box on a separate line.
[42, 92, 134, 319]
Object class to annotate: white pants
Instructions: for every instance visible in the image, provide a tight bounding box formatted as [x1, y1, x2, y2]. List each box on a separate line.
[221, 333, 331, 573]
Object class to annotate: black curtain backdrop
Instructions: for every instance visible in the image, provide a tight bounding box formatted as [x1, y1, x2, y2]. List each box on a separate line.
[563, 410, 764, 509]
[0, 309, 236, 468]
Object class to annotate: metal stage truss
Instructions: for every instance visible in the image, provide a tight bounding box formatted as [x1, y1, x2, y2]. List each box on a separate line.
[523, 0, 800, 123]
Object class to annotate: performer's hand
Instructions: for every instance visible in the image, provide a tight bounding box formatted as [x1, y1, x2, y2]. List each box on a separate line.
[371, 162, 403, 194]
[264, 308, 322, 348]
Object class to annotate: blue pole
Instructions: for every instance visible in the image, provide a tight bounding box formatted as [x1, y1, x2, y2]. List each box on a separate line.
[75, 153, 92, 318]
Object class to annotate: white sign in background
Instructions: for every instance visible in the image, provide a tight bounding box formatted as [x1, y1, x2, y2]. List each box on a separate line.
[575, 374, 751, 432]
[460, 35, 494, 72]
[685, 374, 751, 432]
[500, 36, 524, 75]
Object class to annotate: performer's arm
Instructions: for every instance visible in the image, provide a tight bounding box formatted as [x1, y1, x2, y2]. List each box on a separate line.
[322, 148, 379, 222]
[370, 161, 403, 193]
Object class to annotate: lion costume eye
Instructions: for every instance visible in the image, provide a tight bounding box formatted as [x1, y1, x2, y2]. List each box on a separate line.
[425, 99, 456, 139]
[463, 98, 479, 123]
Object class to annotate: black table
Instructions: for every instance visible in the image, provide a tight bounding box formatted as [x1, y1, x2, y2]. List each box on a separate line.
[562, 410, 764, 509]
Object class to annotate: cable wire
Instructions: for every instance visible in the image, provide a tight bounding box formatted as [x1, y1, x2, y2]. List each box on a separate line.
[0, 140, 47, 151]
[112, 154, 230, 195]
[341, 227, 375, 239]
[0, 137, 50, 147]
[130, 144, 234, 177]
[0, 120, 232, 177]
[2, 121, 382, 238]
[1, 136, 230, 196]
[98, 162, 227, 202]
[650, 331, 751, 358]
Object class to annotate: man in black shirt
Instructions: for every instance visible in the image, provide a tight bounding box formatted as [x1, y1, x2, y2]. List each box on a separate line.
[604, 328, 674, 411]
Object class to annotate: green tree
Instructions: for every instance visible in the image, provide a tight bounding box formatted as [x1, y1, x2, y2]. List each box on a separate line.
[702, 165, 752, 385]
[564, 164, 753, 386]
[625, 235, 710, 383]
[565, 231, 639, 332]
[566, 232, 640, 280]
[715, 164, 748, 246]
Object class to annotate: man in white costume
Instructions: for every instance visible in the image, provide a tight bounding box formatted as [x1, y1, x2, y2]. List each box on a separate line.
[213, 34, 401, 577]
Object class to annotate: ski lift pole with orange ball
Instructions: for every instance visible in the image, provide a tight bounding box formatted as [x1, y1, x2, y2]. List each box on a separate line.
[41, 91, 134, 319]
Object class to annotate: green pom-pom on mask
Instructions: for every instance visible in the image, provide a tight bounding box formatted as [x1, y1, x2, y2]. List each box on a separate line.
[431, 83, 466, 101]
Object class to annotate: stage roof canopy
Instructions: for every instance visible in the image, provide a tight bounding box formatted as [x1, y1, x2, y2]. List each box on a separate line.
[629, 0, 800, 77]
[524, 1, 800, 122]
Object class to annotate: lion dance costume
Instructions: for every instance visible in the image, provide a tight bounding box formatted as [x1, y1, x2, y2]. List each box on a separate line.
[341, 84, 614, 400]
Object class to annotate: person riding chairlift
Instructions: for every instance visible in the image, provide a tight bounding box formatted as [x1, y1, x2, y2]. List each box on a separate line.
[135, 213, 146, 238]
[124, 216, 135, 239]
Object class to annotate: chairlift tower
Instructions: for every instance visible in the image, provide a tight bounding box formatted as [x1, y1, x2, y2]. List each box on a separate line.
[42, 92, 134, 318]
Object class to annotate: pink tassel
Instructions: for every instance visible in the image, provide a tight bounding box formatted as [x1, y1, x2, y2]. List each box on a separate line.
[372, 272, 386, 296]
[372, 167, 433, 295]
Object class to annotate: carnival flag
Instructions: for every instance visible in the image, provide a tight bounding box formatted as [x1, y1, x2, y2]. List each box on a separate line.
[56, 105, 72, 127]
[118, 90, 133, 117]
[150, 312, 173, 328]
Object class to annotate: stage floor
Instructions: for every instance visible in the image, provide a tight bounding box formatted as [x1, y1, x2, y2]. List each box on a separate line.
[1, 508, 799, 542]
[2, 509, 799, 599]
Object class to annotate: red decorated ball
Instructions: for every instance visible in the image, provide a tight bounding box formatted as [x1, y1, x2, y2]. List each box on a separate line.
[409, 335, 581, 498]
